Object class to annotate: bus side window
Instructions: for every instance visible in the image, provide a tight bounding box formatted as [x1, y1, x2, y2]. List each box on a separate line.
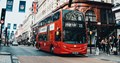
[43, 34, 47, 41]
[53, 12, 60, 21]
[47, 16, 53, 24]
[38, 34, 43, 41]
[38, 34, 47, 41]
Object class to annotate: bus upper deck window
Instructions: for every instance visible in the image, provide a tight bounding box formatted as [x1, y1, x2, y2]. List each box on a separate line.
[53, 12, 60, 21]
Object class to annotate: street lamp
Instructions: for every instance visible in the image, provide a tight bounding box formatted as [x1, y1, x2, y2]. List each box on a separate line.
[97, 22, 101, 25]
[88, 18, 92, 54]
[96, 22, 101, 49]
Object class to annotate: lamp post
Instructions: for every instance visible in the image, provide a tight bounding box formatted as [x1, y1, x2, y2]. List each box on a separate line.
[97, 22, 101, 38]
[96, 22, 101, 49]
[88, 18, 92, 54]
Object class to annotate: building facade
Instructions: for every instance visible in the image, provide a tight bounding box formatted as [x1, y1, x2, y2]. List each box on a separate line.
[15, 24, 23, 44]
[112, 0, 120, 37]
[22, 14, 33, 44]
[15, 13, 34, 44]
[35, 0, 113, 24]
[0, 0, 33, 40]
[17, 0, 115, 45]
[31, 0, 115, 45]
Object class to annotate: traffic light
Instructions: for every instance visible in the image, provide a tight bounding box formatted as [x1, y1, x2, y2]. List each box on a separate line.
[0, 8, 6, 24]
[68, 0, 72, 7]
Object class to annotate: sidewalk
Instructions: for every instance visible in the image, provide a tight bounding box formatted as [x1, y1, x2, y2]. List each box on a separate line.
[87, 47, 120, 63]
[0, 52, 12, 63]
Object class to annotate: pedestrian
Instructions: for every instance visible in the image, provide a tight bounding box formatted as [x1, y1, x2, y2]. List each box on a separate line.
[32, 36, 35, 47]
[95, 36, 100, 55]
[101, 38, 106, 52]
[96, 37, 101, 51]
[110, 36, 114, 52]
[0, 38, 1, 47]
[117, 35, 120, 54]
[106, 38, 110, 56]
[95, 46, 100, 55]
[112, 36, 118, 55]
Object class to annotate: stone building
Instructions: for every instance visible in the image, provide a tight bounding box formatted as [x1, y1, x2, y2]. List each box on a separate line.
[32, 0, 115, 45]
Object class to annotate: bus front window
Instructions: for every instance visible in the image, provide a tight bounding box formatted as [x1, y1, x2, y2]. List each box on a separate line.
[62, 10, 86, 44]
[63, 29, 86, 44]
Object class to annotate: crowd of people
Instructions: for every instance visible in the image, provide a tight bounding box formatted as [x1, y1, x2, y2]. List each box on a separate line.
[95, 35, 120, 55]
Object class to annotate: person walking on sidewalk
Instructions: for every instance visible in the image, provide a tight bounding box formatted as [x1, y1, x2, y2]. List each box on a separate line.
[0, 38, 1, 47]
[96, 37, 101, 51]
[101, 38, 106, 52]
[117, 35, 120, 54]
[112, 36, 118, 55]
[95, 36, 100, 55]
[109, 36, 114, 52]
[106, 37, 111, 56]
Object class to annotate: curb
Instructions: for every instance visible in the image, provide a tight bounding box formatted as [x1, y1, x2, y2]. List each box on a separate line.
[12, 56, 20, 63]
[0, 52, 13, 63]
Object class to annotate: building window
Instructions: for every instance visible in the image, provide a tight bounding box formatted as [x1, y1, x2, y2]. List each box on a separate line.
[100, 9, 114, 24]
[100, 8, 107, 24]
[7, 23, 11, 29]
[12, 31, 14, 34]
[85, 10, 96, 22]
[13, 24, 17, 29]
[108, 10, 114, 24]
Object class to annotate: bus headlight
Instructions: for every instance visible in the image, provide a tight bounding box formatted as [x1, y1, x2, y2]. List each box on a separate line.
[63, 45, 67, 48]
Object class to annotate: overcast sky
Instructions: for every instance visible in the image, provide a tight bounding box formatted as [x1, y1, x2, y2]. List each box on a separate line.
[0, 0, 33, 30]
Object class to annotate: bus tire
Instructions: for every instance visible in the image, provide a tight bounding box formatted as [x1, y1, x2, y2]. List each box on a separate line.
[50, 46, 54, 53]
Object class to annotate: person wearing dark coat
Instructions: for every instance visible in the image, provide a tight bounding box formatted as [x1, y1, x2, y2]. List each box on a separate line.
[112, 36, 118, 55]
[118, 35, 120, 53]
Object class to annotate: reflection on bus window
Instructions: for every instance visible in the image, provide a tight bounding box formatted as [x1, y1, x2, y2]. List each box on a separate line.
[63, 10, 83, 21]
[47, 16, 53, 23]
[63, 30, 86, 44]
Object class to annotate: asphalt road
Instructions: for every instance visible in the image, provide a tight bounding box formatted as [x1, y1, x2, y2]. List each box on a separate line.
[0, 45, 53, 56]
[0, 45, 119, 63]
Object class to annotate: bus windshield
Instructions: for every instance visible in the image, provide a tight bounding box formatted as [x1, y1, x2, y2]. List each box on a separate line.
[62, 10, 86, 44]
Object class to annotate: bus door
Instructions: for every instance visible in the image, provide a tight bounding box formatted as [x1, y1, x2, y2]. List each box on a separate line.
[37, 33, 44, 49]
[38, 33, 47, 50]
[55, 27, 61, 42]
[44, 26, 51, 51]
[48, 24, 55, 51]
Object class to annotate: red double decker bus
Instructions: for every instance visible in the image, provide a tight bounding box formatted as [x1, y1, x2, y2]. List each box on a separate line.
[35, 10, 88, 55]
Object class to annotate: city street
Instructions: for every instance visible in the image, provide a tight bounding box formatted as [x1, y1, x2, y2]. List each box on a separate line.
[0, 45, 120, 63]
[0, 45, 52, 56]
[0, 0, 120, 63]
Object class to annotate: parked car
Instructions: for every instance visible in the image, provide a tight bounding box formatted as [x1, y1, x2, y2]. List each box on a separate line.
[12, 41, 18, 46]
